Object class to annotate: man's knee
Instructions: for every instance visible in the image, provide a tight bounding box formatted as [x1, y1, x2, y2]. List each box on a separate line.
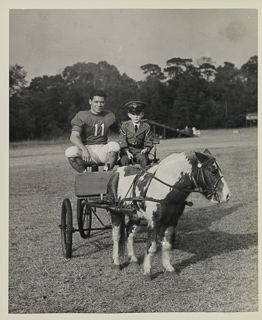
[107, 141, 120, 152]
[65, 146, 80, 158]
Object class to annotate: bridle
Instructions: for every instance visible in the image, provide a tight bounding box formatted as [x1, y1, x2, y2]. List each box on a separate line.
[192, 157, 224, 199]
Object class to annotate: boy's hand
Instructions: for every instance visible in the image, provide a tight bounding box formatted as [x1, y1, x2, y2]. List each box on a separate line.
[141, 148, 148, 155]
[126, 150, 134, 159]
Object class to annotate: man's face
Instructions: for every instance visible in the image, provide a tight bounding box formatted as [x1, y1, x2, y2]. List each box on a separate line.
[89, 96, 106, 115]
[128, 111, 144, 124]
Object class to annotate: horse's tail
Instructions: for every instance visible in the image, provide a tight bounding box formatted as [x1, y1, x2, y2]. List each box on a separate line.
[107, 172, 126, 257]
[118, 212, 126, 257]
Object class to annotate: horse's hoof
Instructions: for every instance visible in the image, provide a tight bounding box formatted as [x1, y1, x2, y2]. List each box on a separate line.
[166, 271, 178, 278]
[143, 274, 152, 281]
[113, 264, 121, 271]
[129, 261, 140, 270]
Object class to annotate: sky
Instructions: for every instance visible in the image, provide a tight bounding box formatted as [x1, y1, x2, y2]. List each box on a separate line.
[9, 8, 258, 83]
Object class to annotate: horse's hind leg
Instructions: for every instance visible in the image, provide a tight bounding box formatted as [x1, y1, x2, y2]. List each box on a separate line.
[112, 224, 121, 269]
[127, 224, 139, 264]
[110, 212, 125, 270]
[162, 226, 176, 274]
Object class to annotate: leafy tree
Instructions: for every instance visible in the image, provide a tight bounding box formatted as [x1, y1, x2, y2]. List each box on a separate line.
[10, 89, 43, 141]
[139, 77, 171, 123]
[164, 58, 193, 80]
[196, 57, 217, 82]
[62, 61, 138, 121]
[9, 64, 27, 97]
[140, 64, 165, 80]
[211, 62, 245, 127]
[29, 75, 72, 138]
[171, 67, 206, 129]
[9, 56, 258, 141]
[239, 55, 258, 114]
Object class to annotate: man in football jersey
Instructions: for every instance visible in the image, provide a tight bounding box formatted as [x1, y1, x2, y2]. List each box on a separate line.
[65, 89, 120, 173]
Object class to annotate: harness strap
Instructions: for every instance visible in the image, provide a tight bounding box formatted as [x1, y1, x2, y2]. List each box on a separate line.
[124, 196, 163, 203]
[116, 156, 222, 207]
[126, 165, 205, 194]
[123, 196, 193, 207]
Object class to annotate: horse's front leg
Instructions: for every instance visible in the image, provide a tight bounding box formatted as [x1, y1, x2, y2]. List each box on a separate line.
[161, 226, 176, 274]
[143, 227, 157, 280]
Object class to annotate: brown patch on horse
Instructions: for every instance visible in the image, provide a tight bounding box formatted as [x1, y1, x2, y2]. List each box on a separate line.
[123, 166, 140, 177]
[107, 171, 120, 203]
[136, 173, 153, 193]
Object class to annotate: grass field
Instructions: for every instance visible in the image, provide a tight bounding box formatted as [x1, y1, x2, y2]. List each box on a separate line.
[8, 128, 258, 315]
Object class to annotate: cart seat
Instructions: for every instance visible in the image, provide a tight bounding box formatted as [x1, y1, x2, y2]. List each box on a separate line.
[75, 170, 116, 197]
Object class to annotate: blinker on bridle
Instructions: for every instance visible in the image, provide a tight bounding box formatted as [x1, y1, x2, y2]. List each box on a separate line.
[192, 157, 224, 198]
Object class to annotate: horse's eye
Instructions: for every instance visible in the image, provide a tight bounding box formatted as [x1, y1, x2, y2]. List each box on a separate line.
[211, 168, 218, 175]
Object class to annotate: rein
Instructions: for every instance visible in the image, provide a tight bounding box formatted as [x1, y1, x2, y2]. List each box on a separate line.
[117, 157, 223, 208]
[128, 160, 221, 194]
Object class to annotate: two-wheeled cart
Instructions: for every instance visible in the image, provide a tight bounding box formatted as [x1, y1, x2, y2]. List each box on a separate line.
[60, 169, 139, 258]
[59, 137, 161, 258]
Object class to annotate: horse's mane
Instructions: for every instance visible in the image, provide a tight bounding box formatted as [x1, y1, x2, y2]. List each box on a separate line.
[145, 151, 195, 187]
[158, 151, 195, 166]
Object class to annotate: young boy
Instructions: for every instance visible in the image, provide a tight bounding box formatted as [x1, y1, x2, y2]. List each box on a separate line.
[119, 101, 153, 168]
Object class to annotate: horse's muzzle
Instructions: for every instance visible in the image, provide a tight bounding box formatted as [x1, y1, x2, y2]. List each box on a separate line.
[226, 193, 231, 201]
[211, 191, 231, 203]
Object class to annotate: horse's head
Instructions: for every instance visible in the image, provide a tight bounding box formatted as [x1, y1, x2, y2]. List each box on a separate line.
[194, 149, 231, 203]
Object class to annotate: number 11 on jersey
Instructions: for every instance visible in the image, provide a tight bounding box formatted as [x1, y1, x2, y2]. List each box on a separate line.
[94, 123, 105, 136]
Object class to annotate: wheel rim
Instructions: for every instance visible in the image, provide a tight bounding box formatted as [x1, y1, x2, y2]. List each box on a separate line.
[61, 198, 73, 258]
[77, 200, 92, 238]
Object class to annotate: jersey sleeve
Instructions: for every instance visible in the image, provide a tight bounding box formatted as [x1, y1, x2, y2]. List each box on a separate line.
[71, 112, 84, 133]
[109, 115, 121, 133]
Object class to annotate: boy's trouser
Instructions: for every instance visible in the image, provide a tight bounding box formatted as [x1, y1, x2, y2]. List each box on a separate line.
[120, 152, 149, 168]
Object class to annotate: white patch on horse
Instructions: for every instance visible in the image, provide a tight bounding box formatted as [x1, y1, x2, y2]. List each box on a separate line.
[117, 167, 137, 202]
[213, 161, 231, 203]
[116, 153, 193, 223]
[139, 153, 192, 221]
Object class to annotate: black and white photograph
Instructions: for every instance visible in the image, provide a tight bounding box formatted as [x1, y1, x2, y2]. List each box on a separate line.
[3, 0, 260, 318]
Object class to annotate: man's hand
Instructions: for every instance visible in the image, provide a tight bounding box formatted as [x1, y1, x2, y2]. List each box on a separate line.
[126, 150, 134, 160]
[82, 148, 91, 163]
[141, 148, 148, 155]
[70, 131, 92, 163]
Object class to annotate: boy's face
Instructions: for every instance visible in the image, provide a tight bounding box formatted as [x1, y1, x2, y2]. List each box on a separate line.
[128, 111, 144, 124]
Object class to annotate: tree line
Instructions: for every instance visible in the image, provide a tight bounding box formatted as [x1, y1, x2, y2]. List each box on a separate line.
[9, 56, 257, 141]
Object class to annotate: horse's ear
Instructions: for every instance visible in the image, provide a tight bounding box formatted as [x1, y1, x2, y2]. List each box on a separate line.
[195, 152, 210, 164]
[204, 149, 212, 155]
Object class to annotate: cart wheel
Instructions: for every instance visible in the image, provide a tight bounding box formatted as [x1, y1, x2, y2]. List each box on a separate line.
[61, 198, 73, 258]
[77, 199, 92, 238]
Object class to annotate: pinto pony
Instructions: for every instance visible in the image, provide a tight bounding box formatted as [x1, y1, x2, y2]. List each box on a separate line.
[107, 150, 231, 279]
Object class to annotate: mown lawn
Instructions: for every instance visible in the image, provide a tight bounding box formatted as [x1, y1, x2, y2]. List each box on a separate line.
[7, 128, 258, 316]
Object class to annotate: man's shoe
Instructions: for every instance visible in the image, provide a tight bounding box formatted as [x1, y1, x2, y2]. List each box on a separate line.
[103, 164, 110, 171]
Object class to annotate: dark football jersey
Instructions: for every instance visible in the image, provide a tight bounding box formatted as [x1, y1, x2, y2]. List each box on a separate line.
[71, 110, 119, 145]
